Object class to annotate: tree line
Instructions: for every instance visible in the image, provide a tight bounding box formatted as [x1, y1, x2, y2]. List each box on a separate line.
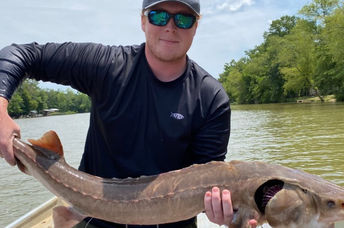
[8, 80, 91, 118]
[219, 0, 344, 104]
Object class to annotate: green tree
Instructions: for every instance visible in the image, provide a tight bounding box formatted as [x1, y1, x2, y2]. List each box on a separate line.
[220, 0, 344, 103]
[17, 80, 40, 115]
[265, 16, 297, 38]
[299, 0, 340, 22]
[277, 19, 319, 98]
[7, 80, 91, 117]
[219, 59, 251, 104]
[220, 16, 296, 104]
[37, 90, 48, 113]
[74, 92, 91, 112]
[322, 6, 344, 100]
[8, 93, 24, 117]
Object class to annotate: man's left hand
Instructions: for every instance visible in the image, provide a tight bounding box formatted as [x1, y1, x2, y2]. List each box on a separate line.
[204, 187, 257, 227]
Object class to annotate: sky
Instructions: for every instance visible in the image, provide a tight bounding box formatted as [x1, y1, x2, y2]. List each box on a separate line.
[0, 0, 310, 90]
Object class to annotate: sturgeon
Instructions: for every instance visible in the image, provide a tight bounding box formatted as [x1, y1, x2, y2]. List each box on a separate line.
[12, 131, 344, 228]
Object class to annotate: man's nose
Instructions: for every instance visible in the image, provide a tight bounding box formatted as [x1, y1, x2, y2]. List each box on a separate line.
[164, 18, 177, 32]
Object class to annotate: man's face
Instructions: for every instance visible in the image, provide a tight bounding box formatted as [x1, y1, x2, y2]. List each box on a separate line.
[141, 1, 198, 63]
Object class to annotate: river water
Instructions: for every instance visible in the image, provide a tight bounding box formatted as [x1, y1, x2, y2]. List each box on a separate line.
[1, 103, 344, 227]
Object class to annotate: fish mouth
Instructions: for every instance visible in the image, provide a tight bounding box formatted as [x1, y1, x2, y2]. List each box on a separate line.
[255, 179, 284, 214]
[15, 157, 30, 175]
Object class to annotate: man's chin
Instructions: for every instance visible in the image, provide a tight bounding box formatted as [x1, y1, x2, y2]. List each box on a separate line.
[155, 51, 186, 63]
[146, 44, 187, 63]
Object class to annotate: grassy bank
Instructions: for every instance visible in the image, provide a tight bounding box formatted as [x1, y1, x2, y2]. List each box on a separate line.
[48, 111, 77, 116]
[294, 95, 337, 103]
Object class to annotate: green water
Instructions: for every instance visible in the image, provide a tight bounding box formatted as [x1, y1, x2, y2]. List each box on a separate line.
[0, 103, 344, 227]
[228, 103, 344, 185]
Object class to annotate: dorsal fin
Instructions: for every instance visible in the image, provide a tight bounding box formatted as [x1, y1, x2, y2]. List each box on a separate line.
[28, 131, 64, 157]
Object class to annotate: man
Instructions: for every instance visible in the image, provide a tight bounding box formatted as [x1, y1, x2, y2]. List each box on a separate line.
[0, 0, 257, 227]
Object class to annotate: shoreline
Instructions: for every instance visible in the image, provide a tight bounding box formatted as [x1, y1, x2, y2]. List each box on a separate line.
[12, 112, 89, 120]
[12, 95, 340, 119]
[230, 95, 340, 105]
[294, 95, 337, 103]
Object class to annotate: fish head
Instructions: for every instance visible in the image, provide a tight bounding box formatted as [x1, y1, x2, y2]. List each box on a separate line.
[297, 174, 344, 224]
[260, 180, 344, 227]
[256, 180, 316, 226]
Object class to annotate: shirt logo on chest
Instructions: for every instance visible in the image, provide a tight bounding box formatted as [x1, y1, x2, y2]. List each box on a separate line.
[170, 112, 185, 120]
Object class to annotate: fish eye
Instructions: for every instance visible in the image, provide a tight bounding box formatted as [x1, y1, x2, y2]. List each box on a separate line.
[327, 200, 336, 208]
[302, 188, 308, 194]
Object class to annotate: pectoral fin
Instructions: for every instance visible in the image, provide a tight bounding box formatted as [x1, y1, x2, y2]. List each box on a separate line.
[230, 208, 260, 228]
[53, 205, 86, 228]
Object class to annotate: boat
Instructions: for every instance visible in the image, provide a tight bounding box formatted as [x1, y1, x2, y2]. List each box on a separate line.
[5, 197, 66, 228]
[6, 198, 344, 228]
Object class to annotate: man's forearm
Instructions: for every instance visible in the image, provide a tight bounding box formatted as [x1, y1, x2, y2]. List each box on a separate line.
[0, 44, 28, 100]
[0, 42, 108, 98]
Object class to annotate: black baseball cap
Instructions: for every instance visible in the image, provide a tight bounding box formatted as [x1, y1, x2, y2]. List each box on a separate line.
[142, 0, 200, 15]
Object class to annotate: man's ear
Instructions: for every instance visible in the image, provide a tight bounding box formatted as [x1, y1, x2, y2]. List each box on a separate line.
[192, 20, 199, 37]
[141, 14, 146, 32]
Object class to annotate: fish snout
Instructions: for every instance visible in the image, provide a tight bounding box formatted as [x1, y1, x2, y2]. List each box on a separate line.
[326, 199, 344, 210]
[318, 198, 344, 223]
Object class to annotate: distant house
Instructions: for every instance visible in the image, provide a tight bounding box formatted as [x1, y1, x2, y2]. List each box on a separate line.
[43, 108, 59, 116]
[29, 110, 38, 117]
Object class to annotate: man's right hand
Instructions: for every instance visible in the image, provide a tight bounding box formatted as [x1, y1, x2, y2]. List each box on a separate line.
[0, 97, 21, 166]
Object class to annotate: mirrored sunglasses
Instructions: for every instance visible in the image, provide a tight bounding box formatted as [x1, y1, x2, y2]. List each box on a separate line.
[144, 10, 196, 29]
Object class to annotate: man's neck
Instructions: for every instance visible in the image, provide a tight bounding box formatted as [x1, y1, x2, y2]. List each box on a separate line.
[145, 48, 187, 82]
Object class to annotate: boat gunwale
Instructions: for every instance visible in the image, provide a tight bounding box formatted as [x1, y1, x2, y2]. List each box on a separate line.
[5, 197, 66, 228]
